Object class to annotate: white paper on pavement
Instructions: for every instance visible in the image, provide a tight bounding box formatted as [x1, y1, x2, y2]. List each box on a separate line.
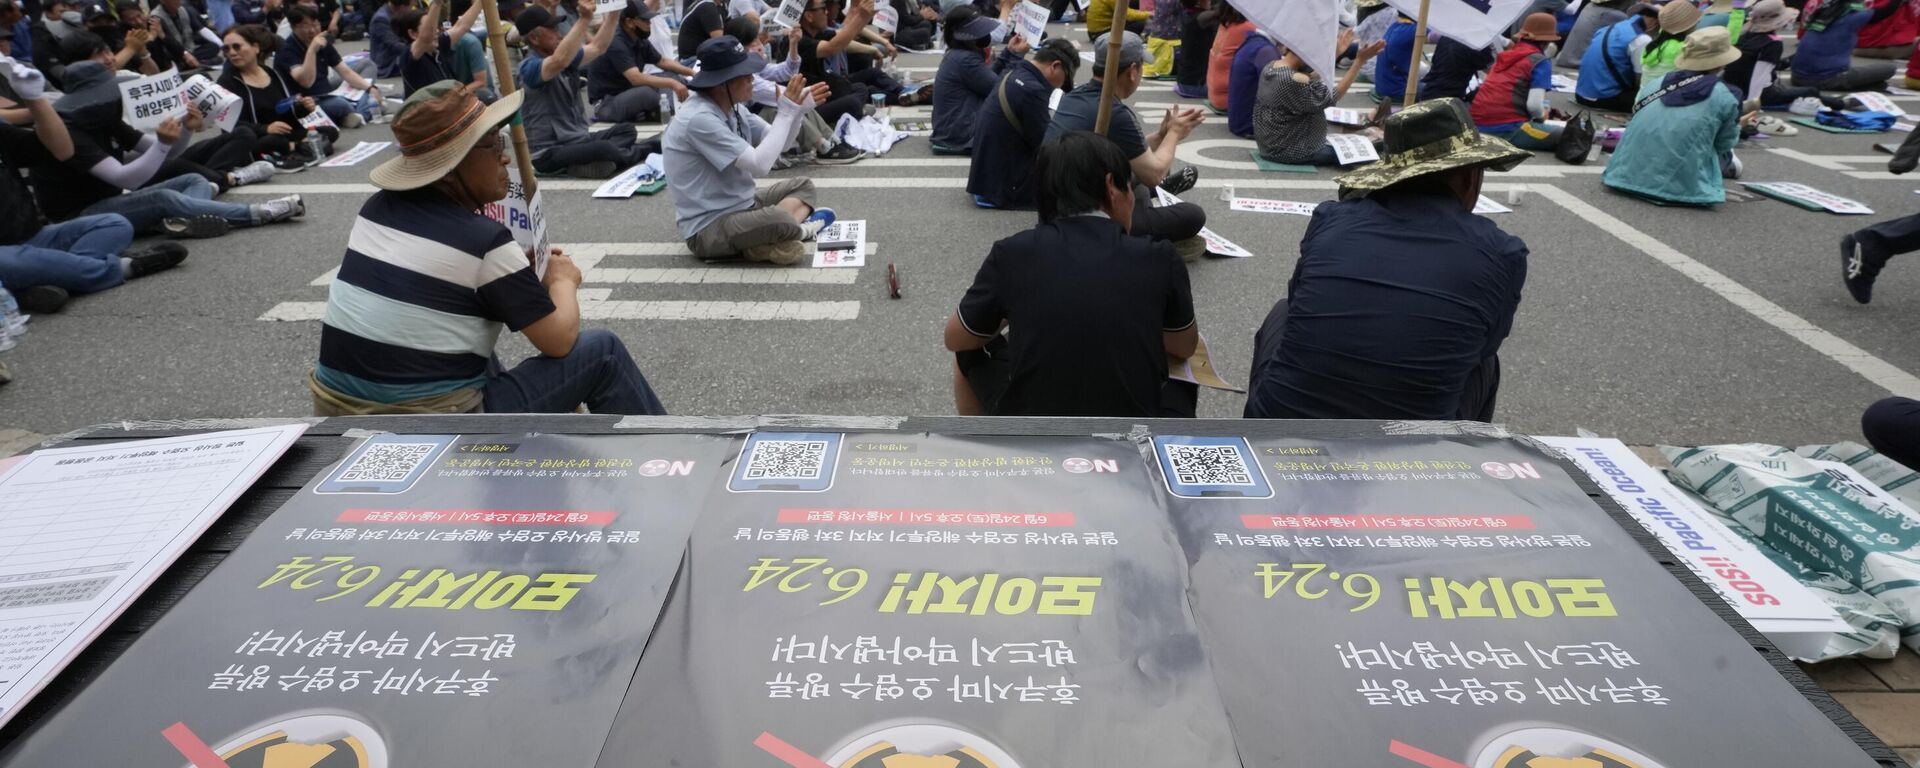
[181, 74, 243, 133]
[1473, 195, 1512, 214]
[119, 67, 187, 133]
[330, 82, 368, 102]
[1550, 72, 1578, 93]
[0, 424, 309, 729]
[1538, 437, 1849, 661]
[1325, 133, 1379, 165]
[1230, 197, 1319, 216]
[1014, 0, 1049, 43]
[1849, 90, 1906, 117]
[1742, 181, 1875, 215]
[1324, 106, 1368, 126]
[318, 141, 393, 167]
[1158, 188, 1254, 257]
[591, 154, 667, 198]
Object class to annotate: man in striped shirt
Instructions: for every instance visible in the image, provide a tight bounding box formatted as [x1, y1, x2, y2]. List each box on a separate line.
[311, 81, 666, 415]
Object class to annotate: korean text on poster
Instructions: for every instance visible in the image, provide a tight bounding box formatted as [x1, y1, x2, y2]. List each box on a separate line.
[119, 68, 187, 133]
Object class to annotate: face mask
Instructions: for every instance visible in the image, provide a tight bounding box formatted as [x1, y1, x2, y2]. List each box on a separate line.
[61, 11, 82, 24]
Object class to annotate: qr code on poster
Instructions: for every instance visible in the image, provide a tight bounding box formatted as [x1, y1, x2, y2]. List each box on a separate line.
[743, 440, 829, 480]
[1167, 444, 1254, 486]
[336, 441, 439, 483]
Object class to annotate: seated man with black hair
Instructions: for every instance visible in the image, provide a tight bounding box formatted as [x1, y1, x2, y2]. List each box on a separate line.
[392, 0, 484, 96]
[588, 2, 695, 123]
[278, 5, 386, 126]
[1044, 31, 1207, 259]
[517, 0, 657, 178]
[945, 130, 1201, 417]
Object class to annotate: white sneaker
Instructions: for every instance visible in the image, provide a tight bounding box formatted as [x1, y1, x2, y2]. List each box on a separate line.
[382, 97, 405, 115]
[1724, 149, 1743, 179]
[1790, 97, 1822, 116]
[230, 159, 276, 186]
[344, 112, 366, 129]
[251, 194, 305, 225]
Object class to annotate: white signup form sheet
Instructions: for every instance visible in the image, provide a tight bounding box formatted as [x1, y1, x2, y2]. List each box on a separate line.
[0, 423, 307, 727]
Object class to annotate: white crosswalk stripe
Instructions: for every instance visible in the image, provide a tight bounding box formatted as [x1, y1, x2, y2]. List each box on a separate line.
[264, 242, 871, 322]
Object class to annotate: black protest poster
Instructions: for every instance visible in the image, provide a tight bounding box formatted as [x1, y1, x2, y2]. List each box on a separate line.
[1153, 434, 1881, 768]
[3, 433, 733, 767]
[596, 431, 1238, 768]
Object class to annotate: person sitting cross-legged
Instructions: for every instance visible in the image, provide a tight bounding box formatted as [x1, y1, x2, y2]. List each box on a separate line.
[945, 130, 1201, 418]
[1245, 98, 1531, 421]
[311, 81, 668, 416]
[587, 2, 695, 124]
[662, 36, 839, 264]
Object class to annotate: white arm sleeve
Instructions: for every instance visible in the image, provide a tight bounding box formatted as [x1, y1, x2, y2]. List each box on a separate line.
[1527, 87, 1548, 118]
[1629, 34, 1648, 72]
[732, 99, 805, 176]
[1748, 60, 1774, 101]
[199, 27, 223, 47]
[88, 133, 172, 189]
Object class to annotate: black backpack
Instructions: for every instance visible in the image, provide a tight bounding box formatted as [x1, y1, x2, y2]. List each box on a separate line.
[0, 163, 44, 247]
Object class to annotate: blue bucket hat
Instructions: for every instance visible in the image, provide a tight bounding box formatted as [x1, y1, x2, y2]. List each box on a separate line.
[689, 35, 766, 88]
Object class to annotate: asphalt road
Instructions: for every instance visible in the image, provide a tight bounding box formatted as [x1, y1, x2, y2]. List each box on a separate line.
[4, 26, 1918, 449]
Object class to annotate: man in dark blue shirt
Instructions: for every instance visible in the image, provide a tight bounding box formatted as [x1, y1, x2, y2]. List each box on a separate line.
[587, 2, 693, 123]
[1245, 98, 1531, 421]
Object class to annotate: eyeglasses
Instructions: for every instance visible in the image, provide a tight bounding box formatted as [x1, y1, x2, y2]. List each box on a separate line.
[223, 42, 245, 50]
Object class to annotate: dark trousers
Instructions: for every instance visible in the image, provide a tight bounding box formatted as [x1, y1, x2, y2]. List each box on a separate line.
[1793, 62, 1898, 92]
[594, 87, 663, 124]
[957, 335, 1197, 417]
[1246, 298, 1502, 420]
[817, 92, 868, 127]
[532, 125, 658, 173]
[150, 126, 262, 193]
[481, 329, 668, 415]
[1575, 91, 1635, 112]
[849, 67, 905, 103]
[1132, 182, 1206, 242]
[1864, 397, 1920, 471]
[1852, 210, 1920, 281]
[1760, 82, 1823, 109]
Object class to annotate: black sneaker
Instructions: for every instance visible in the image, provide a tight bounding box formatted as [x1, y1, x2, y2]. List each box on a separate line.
[1840, 234, 1876, 304]
[126, 242, 189, 278]
[14, 285, 69, 314]
[162, 215, 231, 239]
[814, 142, 865, 164]
[272, 153, 308, 173]
[1161, 164, 1200, 196]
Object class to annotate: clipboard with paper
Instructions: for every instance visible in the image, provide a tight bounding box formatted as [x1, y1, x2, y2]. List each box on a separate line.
[1168, 333, 1244, 393]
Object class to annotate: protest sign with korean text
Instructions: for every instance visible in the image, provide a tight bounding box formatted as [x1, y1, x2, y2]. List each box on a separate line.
[119, 68, 187, 132]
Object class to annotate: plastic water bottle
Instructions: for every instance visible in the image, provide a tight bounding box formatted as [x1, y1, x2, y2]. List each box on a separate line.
[0, 281, 20, 353]
[660, 92, 674, 123]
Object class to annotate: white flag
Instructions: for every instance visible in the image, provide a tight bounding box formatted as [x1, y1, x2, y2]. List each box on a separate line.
[1230, 0, 1342, 88]
[1381, 0, 1531, 49]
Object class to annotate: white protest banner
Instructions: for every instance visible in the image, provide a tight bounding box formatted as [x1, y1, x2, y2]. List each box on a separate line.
[1538, 437, 1848, 662]
[1230, 197, 1318, 216]
[180, 74, 242, 133]
[1229, 1, 1339, 90]
[1325, 133, 1379, 165]
[1158, 188, 1254, 257]
[484, 153, 553, 277]
[873, 4, 898, 34]
[119, 68, 187, 133]
[1380, 0, 1532, 49]
[1324, 106, 1367, 126]
[769, 0, 805, 28]
[318, 141, 393, 167]
[592, 155, 667, 198]
[1742, 181, 1875, 215]
[1472, 195, 1511, 214]
[595, 0, 630, 17]
[1849, 90, 1906, 117]
[1014, 0, 1049, 43]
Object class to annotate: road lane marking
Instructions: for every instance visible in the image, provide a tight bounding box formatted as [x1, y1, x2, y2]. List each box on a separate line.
[260, 300, 861, 321]
[1534, 183, 1920, 399]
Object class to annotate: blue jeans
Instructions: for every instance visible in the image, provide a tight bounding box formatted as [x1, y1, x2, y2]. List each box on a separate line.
[78, 173, 253, 233]
[481, 329, 668, 415]
[0, 215, 133, 294]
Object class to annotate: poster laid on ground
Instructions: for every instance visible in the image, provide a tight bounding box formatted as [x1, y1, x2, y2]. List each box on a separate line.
[596, 432, 1242, 768]
[0, 433, 731, 767]
[1154, 435, 1884, 768]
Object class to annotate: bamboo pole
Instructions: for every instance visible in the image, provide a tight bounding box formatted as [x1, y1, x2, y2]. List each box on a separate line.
[1400, 0, 1429, 107]
[480, 0, 539, 197]
[1092, 0, 1129, 135]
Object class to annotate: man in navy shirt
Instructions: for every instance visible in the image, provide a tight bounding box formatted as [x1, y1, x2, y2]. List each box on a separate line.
[587, 2, 694, 123]
[1245, 99, 1531, 421]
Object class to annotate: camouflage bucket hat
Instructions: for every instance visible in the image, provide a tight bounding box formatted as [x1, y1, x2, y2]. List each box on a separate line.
[1334, 98, 1532, 199]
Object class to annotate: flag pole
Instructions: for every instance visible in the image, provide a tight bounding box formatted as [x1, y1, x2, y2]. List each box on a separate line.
[1401, 0, 1429, 107]
[481, 0, 540, 197]
[1092, 0, 1129, 135]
